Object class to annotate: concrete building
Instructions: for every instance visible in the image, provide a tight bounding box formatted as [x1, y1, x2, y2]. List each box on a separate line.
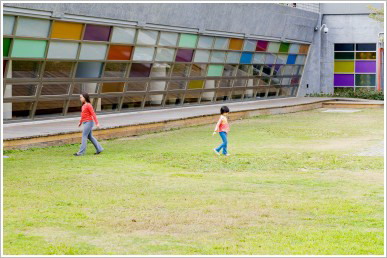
[1, 2, 384, 122]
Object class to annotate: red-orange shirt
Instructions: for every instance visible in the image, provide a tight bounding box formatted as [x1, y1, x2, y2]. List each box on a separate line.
[80, 103, 99, 124]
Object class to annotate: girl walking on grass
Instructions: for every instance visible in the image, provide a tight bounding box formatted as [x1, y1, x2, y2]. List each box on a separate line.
[213, 106, 230, 156]
[74, 93, 104, 156]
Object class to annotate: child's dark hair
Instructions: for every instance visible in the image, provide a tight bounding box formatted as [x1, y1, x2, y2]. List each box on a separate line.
[81, 92, 91, 103]
[220, 106, 230, 114]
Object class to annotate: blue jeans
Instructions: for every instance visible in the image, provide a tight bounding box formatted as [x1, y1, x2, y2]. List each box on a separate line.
[78, 121, 103, 155]
[215, 131, 228, 155]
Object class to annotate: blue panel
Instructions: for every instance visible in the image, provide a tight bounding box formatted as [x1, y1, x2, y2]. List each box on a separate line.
[75, 62, 103, 78]
[287, 54, 297, 64]
[240, 52, 253, 64]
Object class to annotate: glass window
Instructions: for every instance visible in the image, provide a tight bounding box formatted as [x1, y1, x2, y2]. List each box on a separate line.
[51, 21, 83, 40]
[295, 55, 306, 65]
[356, 43, 376, 51]
[234, 79, 247, 87]
[79, 43, 108, 60]
[171, 64, 191, 77]
[207, 65, 224, 76]
[279, 43, 290, 53]
[175, 49, 194, 62]
[256, 40, 269, 51]
[47, 41, 79, 59]
[3, 38, 12, 57]
[150, 63, 172, 77]
[155, 48, 175, 62]
[66, 99, 82, 115]
[265, 54, 276, 64]
[107, 45, 133, 60]
[5, 102, 34, 120]
[204, 80, 218, 89]
[35, 100, 65, 117]
[219, 79, 234, 88]
[43, 61, 74, 78]
[197, 36, 214, 48]
[165, 92, 183, 106]
[334, 74, 354, 87]
[237, 65, 252, 76]
[190, 64, 207, 76]
[100, 97, 121, 112]
[122, 95, 144, 109]
[243, 40, 257, 51]
[3, 16, 15, 35]
[149, 81, 167, 91]
[334, 44, 354, 51]
[127, 81, 148, 92]
[213, 38, 229, 49]
[75, 62, 103, 78]
[188, 80, 204, 89]
[101, 82, 125, 93]
[15, 17, 50, 38]
[137, 30, 158, 45]
[158, 32, 178, 46]
[262, 65, 273, 76]
[252, 64, 262, 76]
[355, 61, 376, 73]
[355, 74, 376, 86]
[111, 27, 136, 44]
[299, 45, 309, 54]
[72, 83, 99, 94]
[201, 90, 215, 102]
[223, 64, 237, 76]
[240, 52, 253, 64]
[231, 89, 244, 100]
[356, 52, 376, 60]
[11, 61, 41, 78]
[210, 51, 226, 63]
[178, 34, 198, 48]
[226, 52, 241, 63]
[129, 63, 152, 77]
[286, 54, 297, 64]
[132, 47, 155, 61]
[103, 63, 127, 78]
[253, 53, 265, 64]
[288, 44, 300, 54]
[11, 39, 47, 58]
[144, 94, 164, 107]
[215, 90, 230, 102]
[4, 84, 38, 97]
[229, 38, 243, 50]
[168, 81, 187, 90]
[40, 83, 70, 95]
[194, 50, 210, 62]
[267, 42, 280, 52]
[276, 54, 288, 64]
[183, 91, 201, 105]
[83, 24, 111, 41]
[334, 52, 355, 60]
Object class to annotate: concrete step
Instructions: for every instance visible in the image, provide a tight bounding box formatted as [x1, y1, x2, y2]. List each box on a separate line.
[322, 101, 384, 108]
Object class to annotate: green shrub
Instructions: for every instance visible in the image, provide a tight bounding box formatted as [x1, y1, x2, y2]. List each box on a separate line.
[307, 87, 384, 100]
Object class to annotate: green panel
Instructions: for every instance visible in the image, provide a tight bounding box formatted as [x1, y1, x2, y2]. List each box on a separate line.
[334, 52, 354, 60]
[178, 34, 198, 48]
[334, 61, 354, 73]
[3, 38, 11, 56]
[279, 42, 290, 53]
[207, 64, 224, 76]
[11, 39, 47, 58]
[355, 74, 376, 86]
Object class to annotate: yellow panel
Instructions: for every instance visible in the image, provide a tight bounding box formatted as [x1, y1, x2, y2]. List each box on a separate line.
[334, 61, 354, 73]
[188, 80, 204, 89]
[51, 21, 84, 40]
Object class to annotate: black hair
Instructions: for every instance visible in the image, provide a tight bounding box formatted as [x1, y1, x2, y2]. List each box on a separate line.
[220, 106, 230, 114]
[81, 92, 91, 103]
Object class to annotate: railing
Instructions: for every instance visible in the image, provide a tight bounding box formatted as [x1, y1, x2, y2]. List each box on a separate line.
[279, 3, 320, 13]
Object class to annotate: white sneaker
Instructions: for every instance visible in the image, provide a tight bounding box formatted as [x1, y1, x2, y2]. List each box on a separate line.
[213, 149, 220, 155]
[224, 153, 231, 156]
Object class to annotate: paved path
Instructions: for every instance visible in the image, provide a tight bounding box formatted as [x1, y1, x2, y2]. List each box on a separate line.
[3, 97, 382, 140]
[356, 141, 385, 157]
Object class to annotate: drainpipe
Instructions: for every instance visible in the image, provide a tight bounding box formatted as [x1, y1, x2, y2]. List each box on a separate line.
[377, 32, 384, 91]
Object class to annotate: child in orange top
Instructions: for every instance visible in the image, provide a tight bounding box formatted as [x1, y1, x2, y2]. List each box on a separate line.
[213, 106, 230, 156]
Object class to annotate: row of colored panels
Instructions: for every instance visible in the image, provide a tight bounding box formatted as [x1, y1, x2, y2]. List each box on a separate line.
[4, 16, 309, 52]
[334, 52, 376, 60]
[3, 39, 306, 65]
[334, 74, 376, 87]
[334, 43, 377, 52]
[334, 61, 376, 73]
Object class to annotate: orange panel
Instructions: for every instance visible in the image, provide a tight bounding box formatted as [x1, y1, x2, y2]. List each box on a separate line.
[299, 44, 309, 54]
[229, 38, 244, 50]
[101, 82, 125, 93]
[107, 45, 132, 60]
[51, 21, 83, 40]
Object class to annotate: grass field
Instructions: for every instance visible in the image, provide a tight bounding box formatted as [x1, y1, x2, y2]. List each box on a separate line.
[3, 108, 385, 255]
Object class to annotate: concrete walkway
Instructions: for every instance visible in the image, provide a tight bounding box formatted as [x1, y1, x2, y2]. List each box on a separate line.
[3, 97, 383, 141]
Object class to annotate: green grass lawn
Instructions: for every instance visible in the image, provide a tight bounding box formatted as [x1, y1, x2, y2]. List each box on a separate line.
[3, 108, 384, 255]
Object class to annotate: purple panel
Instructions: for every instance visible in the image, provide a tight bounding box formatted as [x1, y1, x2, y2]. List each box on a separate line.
[130, 63, 152, 77]
[83, 24, 111, 41]
[334, 74, 354, 87]
[256, 41, 269, 51]
[355, 61, 376, 73]
[175, 49, 194, 62]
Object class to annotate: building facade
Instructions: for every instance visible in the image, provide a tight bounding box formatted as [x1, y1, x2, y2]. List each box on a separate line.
[1, 2, 384, 122]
